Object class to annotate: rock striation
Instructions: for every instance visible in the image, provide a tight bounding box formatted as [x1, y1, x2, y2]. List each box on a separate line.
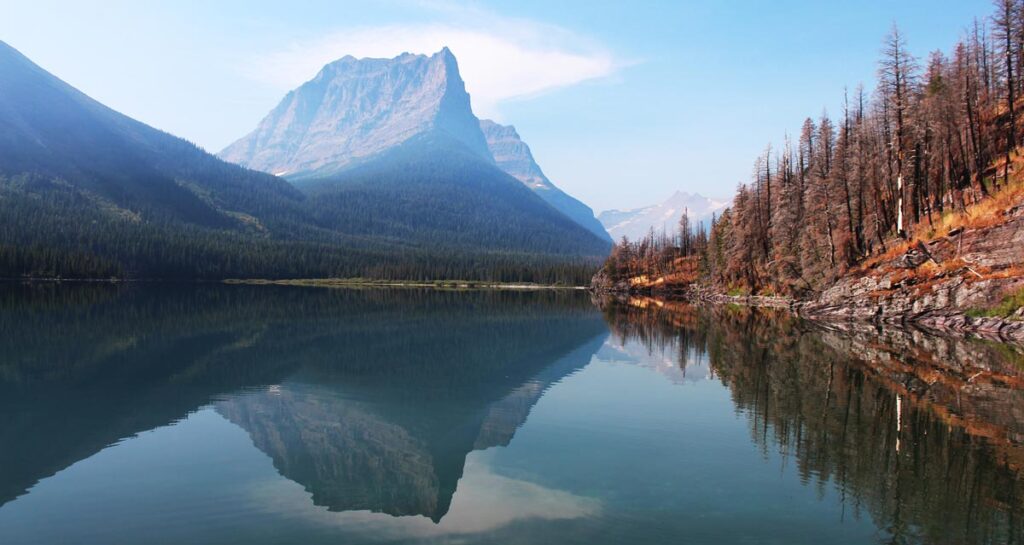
[798, 203, 1024, 343]
[220, 48, 492, 179]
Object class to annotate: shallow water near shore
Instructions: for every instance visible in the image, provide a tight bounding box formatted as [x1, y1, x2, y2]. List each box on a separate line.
[1, 284, 1023, 544]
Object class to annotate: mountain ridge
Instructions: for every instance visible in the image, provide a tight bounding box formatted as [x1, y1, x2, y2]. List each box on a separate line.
[0, 39, 307, 230]
[598, 191, 728, 241]
[479, 119, 611, 242]
[219, 48, 493, 179]
[0, 40, 608, 282]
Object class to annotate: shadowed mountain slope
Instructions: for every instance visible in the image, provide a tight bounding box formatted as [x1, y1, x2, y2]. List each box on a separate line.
[480, 119, 611, 243]
[0, 42, 607, 281]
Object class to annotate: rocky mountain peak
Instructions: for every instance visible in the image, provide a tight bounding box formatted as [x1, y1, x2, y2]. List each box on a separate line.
[479, 119, 550, 191]
[219, 48, 492, 179]
[480, 119, 611, 242]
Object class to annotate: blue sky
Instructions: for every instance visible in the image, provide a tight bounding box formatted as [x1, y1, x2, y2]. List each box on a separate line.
[1, 0, 993, 211]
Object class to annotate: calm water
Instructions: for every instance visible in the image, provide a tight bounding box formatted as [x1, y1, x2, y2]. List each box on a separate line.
[1, 285, 1023, 544]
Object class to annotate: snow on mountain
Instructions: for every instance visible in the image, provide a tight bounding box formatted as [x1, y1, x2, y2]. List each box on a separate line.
[598, 191, 729, 241]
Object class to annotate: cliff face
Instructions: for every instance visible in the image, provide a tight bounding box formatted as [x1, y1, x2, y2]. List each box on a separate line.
[479, 119, 611, 242]
[220, 48, 492, 179]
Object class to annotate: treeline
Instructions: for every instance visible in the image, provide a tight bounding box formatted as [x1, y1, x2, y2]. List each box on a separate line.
[0, 186, 600, 285]
[603, 1, 1024, 295]
[599, 300, 1024, 545]
[708, 1, 1024, 295]
[601, 209, 708, 281]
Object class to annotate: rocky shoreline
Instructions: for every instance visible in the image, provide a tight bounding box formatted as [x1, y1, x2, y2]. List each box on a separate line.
[591, 279, 1024, 345]
[591, 201, 1024, 344]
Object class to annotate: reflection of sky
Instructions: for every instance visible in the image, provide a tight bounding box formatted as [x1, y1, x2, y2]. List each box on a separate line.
[0, 408, 599, 544]
[0, 338, 884, 545]
[248, 451, 601, 540]
[597, 339, 712, 384]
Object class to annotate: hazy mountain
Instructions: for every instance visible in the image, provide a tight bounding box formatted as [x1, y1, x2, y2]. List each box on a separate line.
[299, 132, 612, 257]
[0, 41, 608, 281]
[220, 48, 492, 179]
[598, 191, 729, 241]
[220, 48, 611, 259]
[0, 39, 304, 230]
[480, 120, 611, 242]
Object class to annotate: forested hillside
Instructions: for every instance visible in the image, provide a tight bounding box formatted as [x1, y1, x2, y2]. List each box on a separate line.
[299, 133, 612, 258]
[599, 0, 1024, 300]
[0, 41, 607, 284]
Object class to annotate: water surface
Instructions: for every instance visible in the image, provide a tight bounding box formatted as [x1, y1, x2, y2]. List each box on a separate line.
[1, 285, 1022, 544]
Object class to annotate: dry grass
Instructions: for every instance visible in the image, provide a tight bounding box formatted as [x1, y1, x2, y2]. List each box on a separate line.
[626, 256, 700, 289]
[851, 153, 1024, 280]
[922, 156, 1024, 240]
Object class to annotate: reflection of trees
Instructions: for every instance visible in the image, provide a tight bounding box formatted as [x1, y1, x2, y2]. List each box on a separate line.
[601, 296, 1024, 545]
[0, 285, 607, 514]
[598, 296, 710, 376]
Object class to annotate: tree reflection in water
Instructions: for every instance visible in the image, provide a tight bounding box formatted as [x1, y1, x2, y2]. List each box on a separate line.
[600, 295, 1024, 545]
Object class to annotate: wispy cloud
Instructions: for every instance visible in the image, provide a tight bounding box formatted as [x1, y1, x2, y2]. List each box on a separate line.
[241, 5, 621, 119]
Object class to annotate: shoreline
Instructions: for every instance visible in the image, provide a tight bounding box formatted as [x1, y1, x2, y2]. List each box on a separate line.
[222, 278, 586, 290]
[592, 284, 1024, 345]
[0, 277, 585, 291]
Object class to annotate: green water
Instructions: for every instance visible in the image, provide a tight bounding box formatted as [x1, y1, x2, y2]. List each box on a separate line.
[0, 285, 1022, 544]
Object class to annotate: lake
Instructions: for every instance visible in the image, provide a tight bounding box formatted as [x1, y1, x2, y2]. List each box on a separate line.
[1, 285, 1023, 544]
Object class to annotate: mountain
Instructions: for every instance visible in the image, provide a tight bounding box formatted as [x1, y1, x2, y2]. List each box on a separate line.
[219, 48, 611, 260]
[220, 48, 492, 179]
[0, 41, 607, 281]
[479, 120, 611, 242]
[598, 191, 729, 241]
[299, 133, 611, 256]
[0, 39, 305, 230]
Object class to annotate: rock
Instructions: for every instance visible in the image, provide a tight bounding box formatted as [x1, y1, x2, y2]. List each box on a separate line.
[898, 249, 929, 269]
[220, 48, 493, 178]
[479, 120, 610, 241]
[956, 209, 1024, 268]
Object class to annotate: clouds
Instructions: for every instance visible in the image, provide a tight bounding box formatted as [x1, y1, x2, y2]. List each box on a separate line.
[242, 6, 620, 119]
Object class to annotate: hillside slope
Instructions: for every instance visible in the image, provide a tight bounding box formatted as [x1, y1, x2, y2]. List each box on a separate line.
[300, 133, 612, 257]
[592, 177, 1024, 342]
[0, 40, 307, 231]
[0, 41, 605, 282]
[479, 119, 611, 242]
[799, 177, 1024, 340]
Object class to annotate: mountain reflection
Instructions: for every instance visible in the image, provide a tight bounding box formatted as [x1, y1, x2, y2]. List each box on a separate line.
[7, 285, 1024, 542]
[0, 284, 608, 517]
[214, 331, 604, 521]
[600, 296, 1024, 545]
